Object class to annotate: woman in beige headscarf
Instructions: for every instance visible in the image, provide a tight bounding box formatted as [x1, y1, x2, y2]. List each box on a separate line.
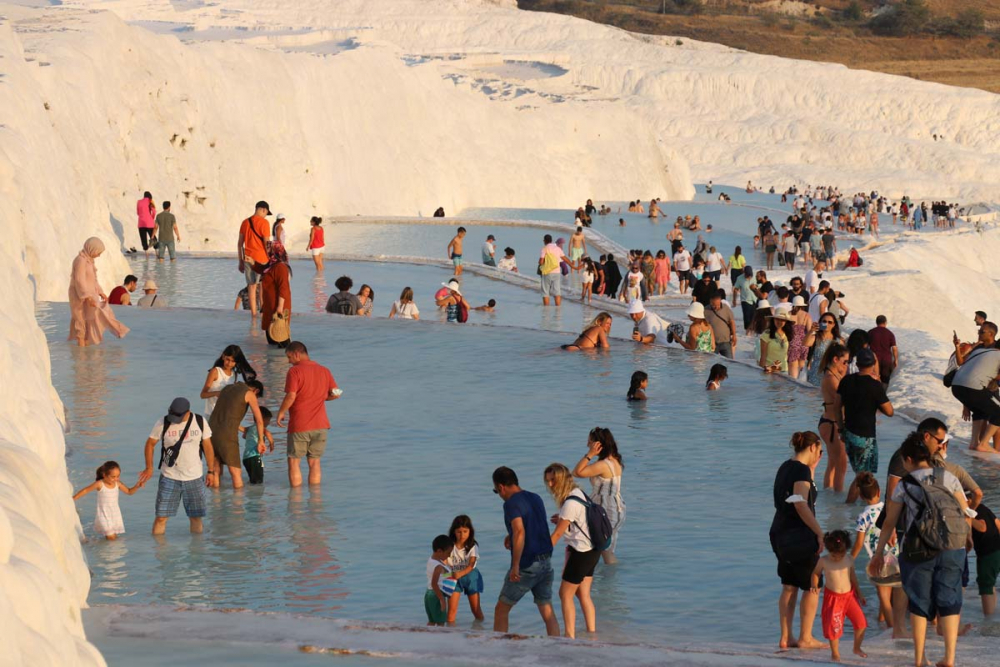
[68, 237, 129, 346]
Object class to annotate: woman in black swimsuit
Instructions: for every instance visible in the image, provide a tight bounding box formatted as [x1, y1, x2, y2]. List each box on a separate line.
[562, 312, 613, 351]
[819, 342, 849, 492]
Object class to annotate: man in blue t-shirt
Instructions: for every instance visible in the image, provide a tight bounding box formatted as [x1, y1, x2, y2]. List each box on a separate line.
[492, 466, 559, 636]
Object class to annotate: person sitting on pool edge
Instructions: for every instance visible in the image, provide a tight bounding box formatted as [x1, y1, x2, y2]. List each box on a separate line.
[562, 312, 612, 351]
[108, 275, 138, 306]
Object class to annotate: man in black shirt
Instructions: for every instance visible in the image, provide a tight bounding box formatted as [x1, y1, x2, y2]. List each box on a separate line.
[691, 273, 717, 307]
[837, 349, 893, 503]
[603, 253, 622, 299]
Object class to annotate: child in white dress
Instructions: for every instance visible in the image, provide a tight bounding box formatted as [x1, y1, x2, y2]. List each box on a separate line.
[73, 460, 144, 540]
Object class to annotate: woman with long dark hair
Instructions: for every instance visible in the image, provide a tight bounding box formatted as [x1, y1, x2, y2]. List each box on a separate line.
[201, 345, 257, 417]
[572, 426, 626, 564]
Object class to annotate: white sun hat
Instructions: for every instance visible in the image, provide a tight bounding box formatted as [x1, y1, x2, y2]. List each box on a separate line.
[687, 302, 706, 319]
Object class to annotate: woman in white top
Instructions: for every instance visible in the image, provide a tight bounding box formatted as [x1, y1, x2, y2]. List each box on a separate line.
[497, 247, 517, 273]
[200, 345, 257, 417]
[572, 426, 625, 564]
[389, 286, 420, 320]
[545, 463, 598, 639]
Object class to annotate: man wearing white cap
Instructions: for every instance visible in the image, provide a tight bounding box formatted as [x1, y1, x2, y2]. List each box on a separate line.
[629, 300, 670, 346]
[137, 279, 168, 308]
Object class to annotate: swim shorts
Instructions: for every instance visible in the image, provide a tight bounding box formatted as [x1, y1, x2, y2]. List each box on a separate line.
[424, 588, 448, 624]
[155, 475, 207, 518]
[452, 254, 463, 267]
[821, 589, 867, 641]
[569, 247, 584, 262]
[977, 549, 1000, 596]
[843, 429, 878, 474]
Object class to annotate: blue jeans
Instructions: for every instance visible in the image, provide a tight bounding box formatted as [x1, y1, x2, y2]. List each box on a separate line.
[156, 238, 176, 260]
[900, 548, 965, 619]
[498, 555, 553, 606]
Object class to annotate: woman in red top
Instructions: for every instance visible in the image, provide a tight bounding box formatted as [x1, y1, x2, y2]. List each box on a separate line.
[307, 216, 325, 272]
[261, 247, 292, 347]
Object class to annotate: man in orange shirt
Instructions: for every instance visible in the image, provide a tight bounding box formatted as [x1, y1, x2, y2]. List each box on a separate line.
[237, 200, 272, 316]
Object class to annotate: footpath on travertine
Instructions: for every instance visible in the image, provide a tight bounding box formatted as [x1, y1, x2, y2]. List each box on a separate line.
[90, 603, 999, 667]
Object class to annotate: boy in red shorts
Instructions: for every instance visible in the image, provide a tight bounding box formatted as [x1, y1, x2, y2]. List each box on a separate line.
[812, 530, 867, 661]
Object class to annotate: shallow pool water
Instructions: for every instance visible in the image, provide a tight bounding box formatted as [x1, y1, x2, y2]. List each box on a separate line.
[125, 257, 621, 338]
[461, 201, 788, 272]
[39, 295, 1000, 648]
[321, 222, 615, 265]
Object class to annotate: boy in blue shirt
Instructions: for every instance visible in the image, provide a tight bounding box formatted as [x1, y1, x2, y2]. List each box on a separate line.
[241, 406, 273, 484]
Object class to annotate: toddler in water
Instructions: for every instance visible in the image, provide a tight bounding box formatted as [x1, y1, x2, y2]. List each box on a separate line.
[627, 370, 648, 401]
[851, 472, 898, 626]
[425, 535, 454, 626]
[73, 460, 144, 540]
[241, 406, 274, 485]
[811, 530, 867, 662]
[706, 364, 728, 391]
[445, 515, 485, 624]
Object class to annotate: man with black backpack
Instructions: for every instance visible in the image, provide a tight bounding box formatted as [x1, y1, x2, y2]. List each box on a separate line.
[325, 275, 362, 316]
[871, 434, 972, 667]
[138, 397, 216, 535]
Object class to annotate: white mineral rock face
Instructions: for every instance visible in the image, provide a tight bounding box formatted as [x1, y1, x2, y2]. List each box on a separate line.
[0, 0, 998, 663]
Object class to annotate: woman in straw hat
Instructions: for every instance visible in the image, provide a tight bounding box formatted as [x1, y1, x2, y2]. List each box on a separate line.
[760, 311, 794, 374]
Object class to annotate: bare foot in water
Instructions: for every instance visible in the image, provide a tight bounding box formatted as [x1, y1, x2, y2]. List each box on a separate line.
[778, 639, 797, 649]
[958, 622, 974, 636]
[854, 648, 868, 658]
[796, 638, 827, 650]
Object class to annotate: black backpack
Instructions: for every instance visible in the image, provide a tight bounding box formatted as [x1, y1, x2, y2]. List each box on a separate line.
[564, 492, 614, 552]
[158, 413, 205, 468]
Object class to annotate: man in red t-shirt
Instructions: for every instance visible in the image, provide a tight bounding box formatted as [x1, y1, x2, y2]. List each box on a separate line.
[237, 200, 272, 317]
[108, 274, 138, 305]
[868, 315, 898, 387]
[276, 341, 340, 487]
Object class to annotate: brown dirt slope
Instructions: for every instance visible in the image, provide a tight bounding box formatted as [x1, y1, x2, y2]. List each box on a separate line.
[518, 1, 1000, 93]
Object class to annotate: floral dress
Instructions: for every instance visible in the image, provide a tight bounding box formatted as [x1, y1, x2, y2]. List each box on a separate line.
[807, 337, 832, 385]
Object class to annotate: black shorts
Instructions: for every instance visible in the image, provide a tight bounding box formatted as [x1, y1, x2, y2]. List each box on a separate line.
[952, 385, 1000, 426]
[562, 547, 600, 584]
[777, 552, 821, 591]
[243, 456, 264, 484]
[677, 269, 690, 282]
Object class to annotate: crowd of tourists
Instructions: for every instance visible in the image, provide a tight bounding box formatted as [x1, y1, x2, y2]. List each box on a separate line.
[65, 187, 998, 661]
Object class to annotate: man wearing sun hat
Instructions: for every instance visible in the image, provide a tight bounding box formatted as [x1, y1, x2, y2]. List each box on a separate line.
[629, 299, 670, 346]
[136, 279, 168, 308]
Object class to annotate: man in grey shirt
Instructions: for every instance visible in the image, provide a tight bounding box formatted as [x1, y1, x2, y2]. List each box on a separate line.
[154, 201, 182, 262]
[705, 289, 737, 358]
[951, 325, 1000, 452]
[137, 279, 169, 308]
